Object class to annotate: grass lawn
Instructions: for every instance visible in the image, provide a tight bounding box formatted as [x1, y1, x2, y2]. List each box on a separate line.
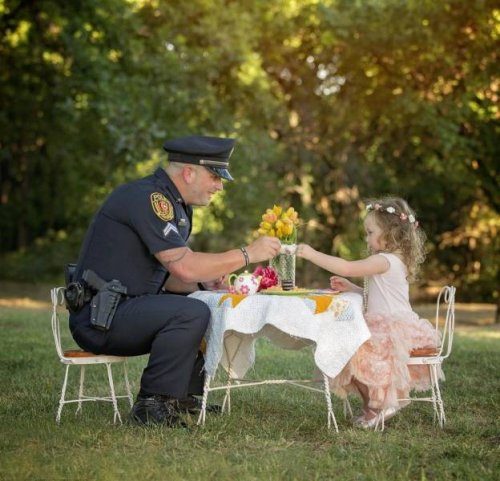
[0, 302, 498, 481]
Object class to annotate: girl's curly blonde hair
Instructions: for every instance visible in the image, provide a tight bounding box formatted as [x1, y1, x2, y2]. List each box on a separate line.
[364, 197, 426, 281]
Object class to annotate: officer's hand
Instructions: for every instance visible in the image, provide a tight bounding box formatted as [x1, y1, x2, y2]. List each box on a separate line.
[245, 236, 281, 264]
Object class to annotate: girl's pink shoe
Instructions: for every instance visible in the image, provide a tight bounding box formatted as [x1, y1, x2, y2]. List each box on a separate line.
[354, 406, 399, 429]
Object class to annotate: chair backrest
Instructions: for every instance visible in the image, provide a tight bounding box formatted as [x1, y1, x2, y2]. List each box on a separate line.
[434, 285, 456, 359]
[51, 287, 67, 360]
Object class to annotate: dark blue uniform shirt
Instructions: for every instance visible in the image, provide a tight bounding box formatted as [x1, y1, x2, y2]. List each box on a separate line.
[74, 168, 192, 296]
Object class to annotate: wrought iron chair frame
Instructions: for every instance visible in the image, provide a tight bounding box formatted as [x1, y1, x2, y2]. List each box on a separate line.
[397, 285, 456, 428]
[51, 287, 133, 424]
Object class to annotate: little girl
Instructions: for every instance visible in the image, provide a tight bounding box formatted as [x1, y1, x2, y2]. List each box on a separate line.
[297, 197, 441, 428]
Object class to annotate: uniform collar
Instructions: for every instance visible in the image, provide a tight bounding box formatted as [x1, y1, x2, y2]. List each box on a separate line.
[154, 167, 185, 204]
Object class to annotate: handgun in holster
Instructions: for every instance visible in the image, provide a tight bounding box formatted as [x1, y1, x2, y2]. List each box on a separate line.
[64, 263, 93, 313]
[83, 270, 127, 332]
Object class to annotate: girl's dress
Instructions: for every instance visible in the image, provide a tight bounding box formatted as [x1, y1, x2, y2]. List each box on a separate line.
[331, 252, 442, 410]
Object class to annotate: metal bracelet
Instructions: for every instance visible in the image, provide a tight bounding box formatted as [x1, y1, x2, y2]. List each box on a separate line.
[240, 246, 250, 267]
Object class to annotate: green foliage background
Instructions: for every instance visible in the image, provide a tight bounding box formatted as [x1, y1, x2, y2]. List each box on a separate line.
[1, 0, 498, 301]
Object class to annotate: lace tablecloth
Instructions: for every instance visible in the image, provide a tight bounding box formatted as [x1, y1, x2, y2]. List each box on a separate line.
[188, 291, 371, 380]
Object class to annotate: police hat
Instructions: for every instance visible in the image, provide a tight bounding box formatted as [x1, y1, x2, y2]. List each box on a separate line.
[163, 135, 235, 181]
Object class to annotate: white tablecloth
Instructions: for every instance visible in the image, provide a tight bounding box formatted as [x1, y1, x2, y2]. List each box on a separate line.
[189, 291, 371, 380]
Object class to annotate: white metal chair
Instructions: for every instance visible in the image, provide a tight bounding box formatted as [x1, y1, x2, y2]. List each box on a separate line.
[51, 287, 133, 424]
[343, 285, 456, 430]
[399, 285, 456, 428]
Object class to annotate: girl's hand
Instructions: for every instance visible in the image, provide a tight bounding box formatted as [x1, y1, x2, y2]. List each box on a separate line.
[202, 275, 228, 291]
[330, 276, 356, 292]
[296, 243, 315, 260]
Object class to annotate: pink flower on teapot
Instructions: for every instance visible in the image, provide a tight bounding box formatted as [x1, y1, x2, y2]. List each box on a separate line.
[228, 271, 262, 295]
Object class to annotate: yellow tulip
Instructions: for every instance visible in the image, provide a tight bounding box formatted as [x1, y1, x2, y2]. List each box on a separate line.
[283, 223, 294, 236]
[258, 205, 300, 239]
[263, 212, 277, 223]
[272, 205, 282, 216]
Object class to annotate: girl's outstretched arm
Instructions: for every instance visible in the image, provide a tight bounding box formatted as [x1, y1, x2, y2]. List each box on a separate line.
[296, 243, 389, 277]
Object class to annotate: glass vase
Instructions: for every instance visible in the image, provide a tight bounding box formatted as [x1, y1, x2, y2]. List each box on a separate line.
[270, 250, 296, 291]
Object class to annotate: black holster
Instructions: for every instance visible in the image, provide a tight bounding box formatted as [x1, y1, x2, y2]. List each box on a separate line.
[88, 279, 127, 331]
[63, 265, 127, 331]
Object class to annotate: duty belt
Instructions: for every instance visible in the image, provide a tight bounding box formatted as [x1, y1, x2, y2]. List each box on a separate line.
[64, 269, 127, 332]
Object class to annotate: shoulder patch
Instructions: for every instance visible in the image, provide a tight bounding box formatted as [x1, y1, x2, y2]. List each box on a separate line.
[150, 192, 174, 221]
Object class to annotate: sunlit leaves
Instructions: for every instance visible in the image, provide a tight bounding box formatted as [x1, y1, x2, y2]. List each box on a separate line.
[0, 0, 497, 300]
[3, 19, 30, 47]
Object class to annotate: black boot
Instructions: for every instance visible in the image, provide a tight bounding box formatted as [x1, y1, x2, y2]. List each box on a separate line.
[177, 395, 222, 414]
[129, 394, 185, 427]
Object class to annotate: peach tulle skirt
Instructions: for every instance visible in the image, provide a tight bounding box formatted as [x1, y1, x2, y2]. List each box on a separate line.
[330, 310, 443, 410]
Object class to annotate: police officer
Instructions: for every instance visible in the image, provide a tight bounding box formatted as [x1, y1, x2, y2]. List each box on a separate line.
[69, 135, 281, 426]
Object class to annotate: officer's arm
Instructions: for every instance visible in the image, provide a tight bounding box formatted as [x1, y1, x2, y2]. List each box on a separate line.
[155, 247, 247, 283]
[155, 236, 281, 283]
[162, 275, 199, 293]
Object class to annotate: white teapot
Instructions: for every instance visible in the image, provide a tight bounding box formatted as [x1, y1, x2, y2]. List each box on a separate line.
[228, 271, 262, 295]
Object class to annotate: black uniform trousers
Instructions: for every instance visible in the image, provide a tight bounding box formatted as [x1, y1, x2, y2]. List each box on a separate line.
[70, 294, 211, 398]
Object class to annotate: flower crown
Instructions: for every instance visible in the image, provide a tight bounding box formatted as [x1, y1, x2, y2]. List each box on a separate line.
[366, 203, 419, 227]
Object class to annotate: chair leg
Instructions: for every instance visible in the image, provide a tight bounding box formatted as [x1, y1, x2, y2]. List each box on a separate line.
[105, 363, 122, 425]
[197, 374, 212, 426]
[56, 365, 70, 424]
[76, 365, 86, 415]
[431, 364, 445, 427]
[343, 397, 354, 419]
[374, 411, 385, 432]
[427, 364, 438, 425]
[221, 374, 232, 415]
[322, 373, 338, 433]
[123, 362, 133, 408]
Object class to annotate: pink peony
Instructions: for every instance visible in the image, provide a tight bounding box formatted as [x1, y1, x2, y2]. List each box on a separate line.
[253, 265, 279, 291]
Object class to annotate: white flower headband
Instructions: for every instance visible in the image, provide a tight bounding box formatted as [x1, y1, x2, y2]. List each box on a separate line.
[366, 203, 419, 227]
